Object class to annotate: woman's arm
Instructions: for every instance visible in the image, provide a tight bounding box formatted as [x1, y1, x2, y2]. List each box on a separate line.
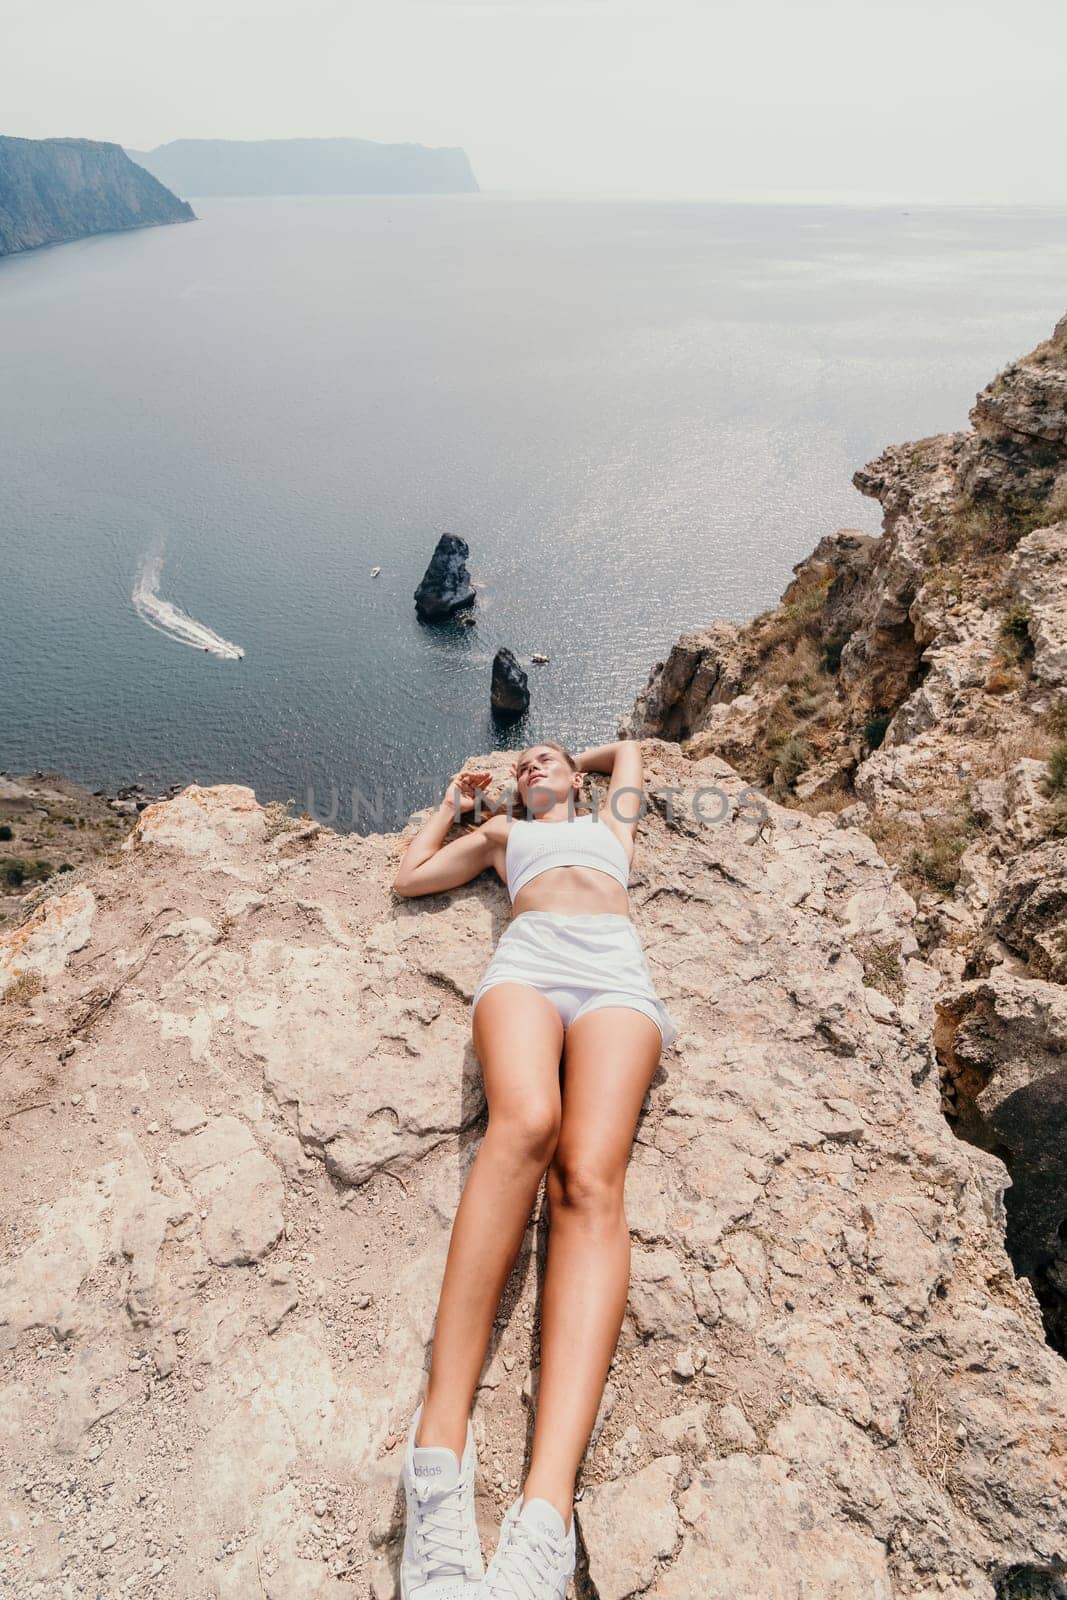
[576, 739, 646, 831]
[393, 773, 496, 898]
[575, 741, 621, 774]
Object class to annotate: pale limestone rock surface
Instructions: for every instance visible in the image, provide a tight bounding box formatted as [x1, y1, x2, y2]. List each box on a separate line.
[0, 773, 1064, 1598]
[168, 1114, 285, 1267]
[580, 1455, 681, 1599]
[0, 882, 95, 995]
[660, 1453, 898, 1600]
[985, 838, 1067, 985]
[1009, 522, 1067, 690]
[126, 781, 268, 860]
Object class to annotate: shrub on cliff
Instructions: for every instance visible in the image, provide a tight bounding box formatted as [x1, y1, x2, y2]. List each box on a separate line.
[1, 857, 55, 889]
[1048, 740, 1067, 794]
[770, 735, 812, 791]
[864, 712, 892, 752]
[1044, 796, 1067, 838]
[939, 492, 1053, 560]
[998, 603, 1034, 663]
[908, 809, 981, 895]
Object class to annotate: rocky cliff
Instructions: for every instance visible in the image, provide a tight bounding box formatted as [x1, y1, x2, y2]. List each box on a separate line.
[624, 313, 1067, 1366]
[0, 136, 194, 258]
[2, 756, 1065, 1597]
[0, 774, 136, 934]
[126, 138, 480, 197]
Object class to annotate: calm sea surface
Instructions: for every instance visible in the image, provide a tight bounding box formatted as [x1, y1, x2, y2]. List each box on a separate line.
[2, 196, 1065, 829]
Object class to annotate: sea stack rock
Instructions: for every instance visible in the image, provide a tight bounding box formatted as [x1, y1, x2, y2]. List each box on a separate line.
[491, 648, 530, 718]
[413, 534, 476, 621]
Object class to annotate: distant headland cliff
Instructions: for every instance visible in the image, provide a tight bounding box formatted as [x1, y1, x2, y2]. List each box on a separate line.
[125, 136, 480, 196]
[0, 135, 194, 258]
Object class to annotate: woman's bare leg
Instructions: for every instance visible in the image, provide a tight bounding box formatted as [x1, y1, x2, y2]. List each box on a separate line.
[522, 1007, 662, 1527]
[415, 983, 565, 1456]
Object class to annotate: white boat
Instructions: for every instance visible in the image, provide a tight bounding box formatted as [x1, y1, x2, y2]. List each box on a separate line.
[370, 566, 381, 577]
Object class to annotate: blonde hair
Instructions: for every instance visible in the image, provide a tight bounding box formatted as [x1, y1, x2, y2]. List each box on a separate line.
[517, 739, 577, 771]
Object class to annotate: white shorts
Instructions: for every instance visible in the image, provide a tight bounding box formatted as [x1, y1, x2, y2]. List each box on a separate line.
[470, 911, 678, 1050]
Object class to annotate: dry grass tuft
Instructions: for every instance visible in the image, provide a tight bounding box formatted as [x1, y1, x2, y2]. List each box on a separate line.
[264, 801, 300, 840]
[1044, 697, 1067, 739]
[1042, 795, 1067, 838]
[1, 972, 44, 1007]
[854, 937, 906, 1001]
[867, 805, 980, 899]
[902, 1362, 964, 1492]
[985, 663, 1021, 695]
[1047, 740, 1067, 796]
[785, 788, 856, 819]
[962, 728, 1054, 780]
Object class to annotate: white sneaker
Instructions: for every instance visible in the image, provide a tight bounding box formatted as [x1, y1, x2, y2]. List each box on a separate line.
[483, 1494, 576, 1599]
[400, 1401, 485, 1599]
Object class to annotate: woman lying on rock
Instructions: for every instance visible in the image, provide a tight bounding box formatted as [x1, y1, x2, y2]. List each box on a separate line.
[392, 738, 678, 1599]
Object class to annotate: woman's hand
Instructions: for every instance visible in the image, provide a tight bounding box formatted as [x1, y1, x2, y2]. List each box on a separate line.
[442, 770, 492, 817]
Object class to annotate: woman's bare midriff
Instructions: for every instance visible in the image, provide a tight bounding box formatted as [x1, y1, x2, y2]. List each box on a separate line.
[486, 816, 634, 920]
[510, 865, 632, 920]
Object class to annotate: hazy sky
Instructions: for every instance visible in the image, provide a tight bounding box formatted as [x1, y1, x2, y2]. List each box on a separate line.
[5, 0, 1066, 204]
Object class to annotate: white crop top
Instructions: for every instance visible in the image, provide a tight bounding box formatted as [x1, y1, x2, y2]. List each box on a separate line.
[505, 813, 631, 903]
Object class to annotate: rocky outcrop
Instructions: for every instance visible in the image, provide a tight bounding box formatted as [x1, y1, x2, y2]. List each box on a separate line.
[413, 533, 476, 621]
[624, 316, 1067, 1356]
[1, 770, 1065, 1597]
[985, 839, 1067, 984]
[622, 531, 880, 755]
[127, 138, 480, 197]
[0, 772, 142, 932]
[623, 315, 1067, 835]
[0, 136, 194, 257]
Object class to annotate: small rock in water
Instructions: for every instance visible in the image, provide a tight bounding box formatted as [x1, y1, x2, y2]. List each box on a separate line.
[490, 648, 530, 718]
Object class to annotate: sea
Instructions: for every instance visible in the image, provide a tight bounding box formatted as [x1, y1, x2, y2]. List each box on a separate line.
[1, 194, 1065, 831]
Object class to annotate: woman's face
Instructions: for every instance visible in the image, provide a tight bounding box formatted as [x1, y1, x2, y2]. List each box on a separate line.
[512, 745, 578, 811]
